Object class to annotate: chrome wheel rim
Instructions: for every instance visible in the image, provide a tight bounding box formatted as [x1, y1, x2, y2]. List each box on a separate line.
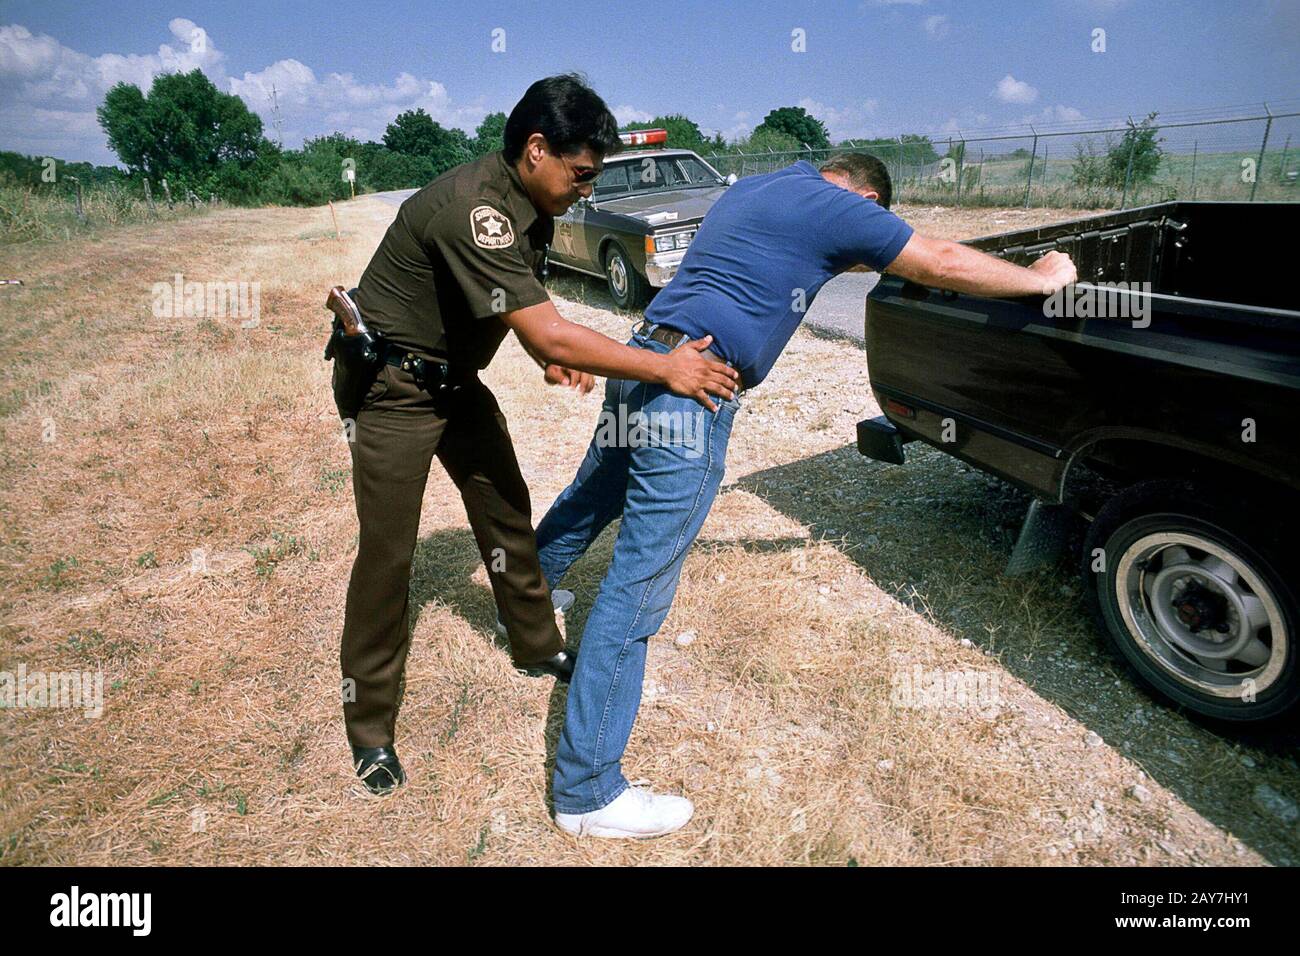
[1115, 531, 1286, 699]
[608, 254, 628, 298]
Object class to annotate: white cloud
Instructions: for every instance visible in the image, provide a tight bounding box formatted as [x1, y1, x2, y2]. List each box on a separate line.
[797, 97, 881, 142]
[0, 19, 488, 164]
[1020, 104, 1086, 126]
[993, 74, 1038, 104]
[228, 60, 481, 145]
[718, 111, 753, 143]
[922, 14, 950, 39]
[612, 104, 653, 126]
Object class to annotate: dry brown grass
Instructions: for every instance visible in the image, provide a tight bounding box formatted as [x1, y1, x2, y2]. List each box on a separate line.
[0, 198, 1273, 866]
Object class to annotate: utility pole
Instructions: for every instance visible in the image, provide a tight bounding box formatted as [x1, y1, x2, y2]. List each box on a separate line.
[270, 84, 285, 148]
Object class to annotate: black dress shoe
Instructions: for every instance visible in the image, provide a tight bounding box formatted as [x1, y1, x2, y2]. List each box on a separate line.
[351, 744, 406, 795]
[518, 648, 577, 683]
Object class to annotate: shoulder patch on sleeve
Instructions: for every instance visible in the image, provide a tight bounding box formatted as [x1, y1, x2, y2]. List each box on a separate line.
[470, 204, 514, 249]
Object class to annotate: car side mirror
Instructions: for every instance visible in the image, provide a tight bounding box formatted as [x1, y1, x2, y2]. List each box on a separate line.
[725, 173, 738, 186]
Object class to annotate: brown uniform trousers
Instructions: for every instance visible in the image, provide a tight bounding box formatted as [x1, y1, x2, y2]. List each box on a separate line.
[337, 360, 563, 748]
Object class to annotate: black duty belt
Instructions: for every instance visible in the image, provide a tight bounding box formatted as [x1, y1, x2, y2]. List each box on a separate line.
[382, 343, 475, 393]
[639, 323, 745, 391]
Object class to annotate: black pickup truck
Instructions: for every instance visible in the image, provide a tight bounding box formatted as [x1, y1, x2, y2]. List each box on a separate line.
[857, 201, 1299, 723]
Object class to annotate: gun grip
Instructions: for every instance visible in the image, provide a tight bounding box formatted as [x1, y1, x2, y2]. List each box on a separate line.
[326, 285, 364, 336]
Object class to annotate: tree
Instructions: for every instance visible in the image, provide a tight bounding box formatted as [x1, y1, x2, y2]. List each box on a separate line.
[834, 134, 938, 168]
[383, 108, 439, 155]
[1069, 136, 1108, 188]
[737, 127, 803, 153]
[1105, 112, 1164, 187]
[472, 112, 507, 156]
[97, 69, 265, 182]
[754, 106, 830, 150]
[383, 108, 472, 177]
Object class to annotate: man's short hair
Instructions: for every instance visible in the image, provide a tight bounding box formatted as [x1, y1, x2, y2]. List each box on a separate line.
[504, 74, 622, 164]
[819, 152, 894, 209]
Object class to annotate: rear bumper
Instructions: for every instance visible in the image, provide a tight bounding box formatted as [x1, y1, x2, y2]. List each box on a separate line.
[856, 415, 909, 465]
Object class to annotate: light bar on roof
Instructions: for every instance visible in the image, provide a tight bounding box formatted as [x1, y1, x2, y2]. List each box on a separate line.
[619, 128, 668, 147]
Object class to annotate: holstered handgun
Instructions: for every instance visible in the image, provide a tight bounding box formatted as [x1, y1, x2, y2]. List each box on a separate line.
[323, 285, 384, 366]
[325, 285, 387, 421]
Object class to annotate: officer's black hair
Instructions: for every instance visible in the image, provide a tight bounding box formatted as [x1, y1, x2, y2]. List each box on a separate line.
[819, 152, 894, 209]
[504, 74, 622, 164]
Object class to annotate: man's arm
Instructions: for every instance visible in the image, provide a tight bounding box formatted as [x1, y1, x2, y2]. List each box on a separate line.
[885, 233, 1077, 296]
[501, 300, 739, 411]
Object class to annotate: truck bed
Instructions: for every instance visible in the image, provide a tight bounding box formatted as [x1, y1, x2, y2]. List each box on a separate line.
[861, 201, 1300, 505]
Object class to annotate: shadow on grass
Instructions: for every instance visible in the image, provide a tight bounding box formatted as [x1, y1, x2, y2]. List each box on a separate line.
[406, 523, 618, 811]
[738, 441, 1300, 865]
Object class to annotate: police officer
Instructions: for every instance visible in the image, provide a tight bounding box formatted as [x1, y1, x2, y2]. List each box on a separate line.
[333, 74, 739, 793]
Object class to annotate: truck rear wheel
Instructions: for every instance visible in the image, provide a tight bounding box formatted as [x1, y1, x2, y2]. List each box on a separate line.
[1083, 482, 1298, 723]
[604, 244, 650, 310]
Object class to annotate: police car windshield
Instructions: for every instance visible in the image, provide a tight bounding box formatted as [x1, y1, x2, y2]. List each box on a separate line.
[593, 156, 722, 198]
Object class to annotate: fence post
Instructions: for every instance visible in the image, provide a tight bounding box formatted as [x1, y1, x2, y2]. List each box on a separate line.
[1279, 134, 1291, 182]
[1023, 126, 1038, 208]
[1120, 116, 1137, 209]
[161, 178, 173, 208]
[1039, 142, 1049, 206]
[143, 178, 155, 213]
[1190, 140, 1198, 200]
[66, 175, 85, 224]
[955, 135, 965, 205]
[1250, 103, 1272, 201]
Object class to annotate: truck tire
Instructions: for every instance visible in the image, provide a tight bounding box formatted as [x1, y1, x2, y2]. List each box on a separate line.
[1083, 481, 1298, 723]
[603, 243, 650, 310]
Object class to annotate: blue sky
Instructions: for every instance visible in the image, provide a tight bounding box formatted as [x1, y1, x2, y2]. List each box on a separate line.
[2, 0, 1297, 165]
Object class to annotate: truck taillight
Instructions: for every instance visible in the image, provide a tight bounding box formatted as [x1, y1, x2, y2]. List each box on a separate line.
[620, 128, 667, 147]
[884, 399, 916, 420]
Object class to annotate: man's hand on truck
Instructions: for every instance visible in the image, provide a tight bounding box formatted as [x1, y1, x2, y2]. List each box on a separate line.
[887, 234, 1078, 298]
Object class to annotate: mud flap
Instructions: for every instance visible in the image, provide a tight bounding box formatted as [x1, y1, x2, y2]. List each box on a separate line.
[1005, 499, 1074, 576]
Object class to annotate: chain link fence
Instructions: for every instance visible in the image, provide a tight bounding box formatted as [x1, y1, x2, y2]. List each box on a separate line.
[704, 110, 1300, 210]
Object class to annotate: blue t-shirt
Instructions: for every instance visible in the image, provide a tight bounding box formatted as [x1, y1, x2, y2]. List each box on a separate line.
[644, 161, 912, 388]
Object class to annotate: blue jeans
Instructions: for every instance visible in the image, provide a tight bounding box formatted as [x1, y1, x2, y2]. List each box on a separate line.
[537, 329, 740, 814]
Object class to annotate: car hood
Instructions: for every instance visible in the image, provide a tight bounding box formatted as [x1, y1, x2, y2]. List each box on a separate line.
[592, 186, 726, 225]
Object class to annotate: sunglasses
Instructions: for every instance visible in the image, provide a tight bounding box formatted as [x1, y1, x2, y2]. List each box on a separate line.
[559, 154, 601, 184]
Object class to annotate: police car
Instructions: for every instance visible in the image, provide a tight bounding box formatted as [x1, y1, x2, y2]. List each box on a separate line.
[548, 129, 735, 309]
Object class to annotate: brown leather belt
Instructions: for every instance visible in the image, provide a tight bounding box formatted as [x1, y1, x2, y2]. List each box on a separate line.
[640, 323, 745, 391]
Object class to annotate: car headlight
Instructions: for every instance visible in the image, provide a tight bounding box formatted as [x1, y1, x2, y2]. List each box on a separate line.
[654, 234, 675, 253]
[675, 230, 694, 249]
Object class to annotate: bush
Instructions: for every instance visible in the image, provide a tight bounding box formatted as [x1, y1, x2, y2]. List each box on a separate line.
[1104, 112, 1164, 188]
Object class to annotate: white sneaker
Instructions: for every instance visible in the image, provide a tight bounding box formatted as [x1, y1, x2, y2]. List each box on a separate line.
[554, 784, 694, 839]
[496, 589, 574, 640]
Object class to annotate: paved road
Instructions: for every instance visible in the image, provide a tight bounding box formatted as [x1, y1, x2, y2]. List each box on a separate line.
[362, 187, 876, 341]
[369, 188, 417, 207]
[802, 271, 879, 343]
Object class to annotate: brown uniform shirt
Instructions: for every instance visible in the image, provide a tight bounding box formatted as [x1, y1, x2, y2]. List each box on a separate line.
[354, 150, 553, 368]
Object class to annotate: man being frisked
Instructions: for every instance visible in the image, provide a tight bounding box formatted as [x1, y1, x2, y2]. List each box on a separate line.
[538, 152, 1078, 838]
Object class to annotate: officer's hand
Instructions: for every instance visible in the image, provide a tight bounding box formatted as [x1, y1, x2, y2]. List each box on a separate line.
[544, 364, 596, 394]
[662, 335, 739, 412]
